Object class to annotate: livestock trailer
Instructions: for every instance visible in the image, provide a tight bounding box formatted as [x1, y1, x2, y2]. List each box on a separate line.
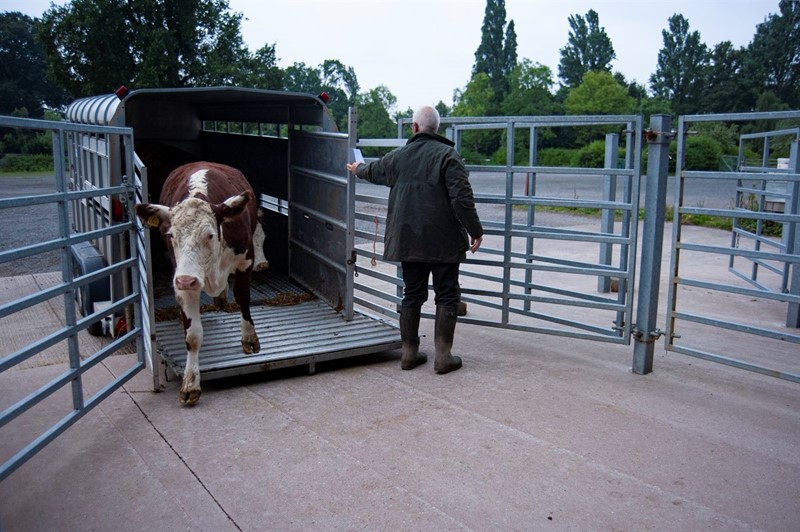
[64, 87, 401, 388]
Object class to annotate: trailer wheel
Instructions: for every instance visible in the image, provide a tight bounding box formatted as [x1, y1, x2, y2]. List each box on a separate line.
[71, 241, 110, 336]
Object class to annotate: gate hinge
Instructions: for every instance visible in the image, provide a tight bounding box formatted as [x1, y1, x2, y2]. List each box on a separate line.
[347, 250, 359, 277]
[632, 326, 665, 343]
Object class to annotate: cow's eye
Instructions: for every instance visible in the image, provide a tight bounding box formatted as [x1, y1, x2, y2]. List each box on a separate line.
[165, 231, 173, 240]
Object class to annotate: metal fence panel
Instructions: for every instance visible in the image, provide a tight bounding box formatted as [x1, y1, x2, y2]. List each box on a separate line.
[0, 116, 145, 482]
[353, 112, 643, 344]
[666, 111, 800, 383]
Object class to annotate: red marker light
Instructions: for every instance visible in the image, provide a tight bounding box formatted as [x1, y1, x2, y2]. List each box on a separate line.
[114, 85, 129, 99]
[318, 92, 330, 103]
[111, 197, 125, 222]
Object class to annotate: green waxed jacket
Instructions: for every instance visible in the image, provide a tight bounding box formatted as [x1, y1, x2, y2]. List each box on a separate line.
[355, 132, 483, 263]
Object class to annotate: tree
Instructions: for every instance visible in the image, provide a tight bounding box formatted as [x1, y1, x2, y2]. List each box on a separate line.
[565, 71, 634, 144]
[565, 71, 634, 116]
[319, 60, 359, 131]
[743, 0, 800, 109]
[704, 41, 750, 113]
[236, 44, 284, 90]
[472, 0, 517, 111]
[649, 14, 710, 115]
[452, 73, 496, 160]
[284, 62, 322, 94]
[0, 12, 68, 117]
[501, 59, 555, 116]
[558, 9, 615, 88]
[356, 86, 397, 153]
[282, 60, 358, 131]
[37, 0, 250, 97]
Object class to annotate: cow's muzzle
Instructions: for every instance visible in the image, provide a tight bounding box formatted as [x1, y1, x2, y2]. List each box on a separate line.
[175, 275, 202, 291]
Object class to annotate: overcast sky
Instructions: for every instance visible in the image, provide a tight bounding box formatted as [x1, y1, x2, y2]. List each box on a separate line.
[6, 0, 780, 111]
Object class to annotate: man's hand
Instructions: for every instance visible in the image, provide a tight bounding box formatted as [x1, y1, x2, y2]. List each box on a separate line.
[346, 162, 361, 175]
[470, 236, 483, 253]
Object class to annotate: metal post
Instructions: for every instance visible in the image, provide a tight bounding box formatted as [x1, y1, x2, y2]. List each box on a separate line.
[786, 142, 800, 328]
[632, 115, 672, 374]
[598, 133, 619, 292]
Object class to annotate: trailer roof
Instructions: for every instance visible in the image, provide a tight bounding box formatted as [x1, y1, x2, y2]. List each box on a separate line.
[66, 87, 332, 129]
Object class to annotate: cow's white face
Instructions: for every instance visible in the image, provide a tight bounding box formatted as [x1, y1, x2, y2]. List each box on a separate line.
[136, 192, 251, 297]
[167, 198, 222, 293]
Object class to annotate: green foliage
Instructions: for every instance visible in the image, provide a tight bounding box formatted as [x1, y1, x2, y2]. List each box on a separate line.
[576, 140, 608, 168]
[743, 0, 800, 109]
[0, 12, 67, 116]
[0, 154, 54, 172]
[357, 86, 397, 156]
[649, 14, 710, 115]
[501, 59, 555, 116]
[703, 41, 750, 113]
[37, 0, 252, 97]
[669, 135, 723, 171]
[565, 71, 635, 115]
[538, 148, 578, 167]
[558, 9, 615, 88]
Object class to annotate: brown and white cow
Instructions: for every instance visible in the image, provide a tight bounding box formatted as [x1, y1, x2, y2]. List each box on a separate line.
[135, 161, 261, 406]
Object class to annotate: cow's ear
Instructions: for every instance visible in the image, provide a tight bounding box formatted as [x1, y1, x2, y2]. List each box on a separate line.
[135, 203, 170, 229]
[213, 191, 251, 222]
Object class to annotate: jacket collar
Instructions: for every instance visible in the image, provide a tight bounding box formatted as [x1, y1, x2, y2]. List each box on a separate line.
[406, 131, 455, 147]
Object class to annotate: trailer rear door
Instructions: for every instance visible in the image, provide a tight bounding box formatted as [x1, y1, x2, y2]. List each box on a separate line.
[288, 129, 355, 320]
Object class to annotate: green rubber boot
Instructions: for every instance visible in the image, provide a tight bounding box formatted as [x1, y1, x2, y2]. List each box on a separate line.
[434, 304, 462, 374]
[400, 305, 427, 370]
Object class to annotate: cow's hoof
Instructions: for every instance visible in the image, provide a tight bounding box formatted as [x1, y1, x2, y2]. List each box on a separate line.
[242, 337, 261, 354]
[179, 389, 201, 406]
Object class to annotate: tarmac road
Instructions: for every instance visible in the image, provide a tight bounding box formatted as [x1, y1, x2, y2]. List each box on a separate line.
[0, 174, 61, 277]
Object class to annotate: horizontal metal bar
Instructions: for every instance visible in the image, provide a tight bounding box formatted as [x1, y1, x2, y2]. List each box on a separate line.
[667, 344, 800, 384]
[678, 242, 795, 264]
[673, 311, 800, 343]
[357, 138, 406, 148]
[677, 277, 800, 304]
[455, 310, 627, 344]
[0, 184, 131, 210]
[739, 127, 800, 140]
[0, 330, 141, 431]
[0, 222, 134, 265]
[681, 110, 800, 123]
[0, 358, 144, 483]
[0, 115, 133, 135]
[0, 292, 139, 373]
[0, 258, 135, 319]
[682, 169, 800, 181]
[680, 206, 799, 224]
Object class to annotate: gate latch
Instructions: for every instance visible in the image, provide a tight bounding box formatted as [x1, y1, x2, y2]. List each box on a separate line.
[632, 326, 665, 343]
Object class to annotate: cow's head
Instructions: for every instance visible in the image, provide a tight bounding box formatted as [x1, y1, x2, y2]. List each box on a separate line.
[135, 191, 251, 292]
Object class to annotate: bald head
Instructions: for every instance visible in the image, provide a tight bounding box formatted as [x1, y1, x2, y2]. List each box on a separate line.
[412, 106, 440, 134]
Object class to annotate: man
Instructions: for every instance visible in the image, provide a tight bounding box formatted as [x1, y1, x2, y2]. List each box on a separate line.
[346, 106, 483, 374]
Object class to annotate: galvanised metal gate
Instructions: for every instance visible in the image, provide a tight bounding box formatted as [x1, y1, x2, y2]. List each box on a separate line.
[665, 111, 800, 383]
[351, 112, 644, 344]
[0, 116, 146, 481]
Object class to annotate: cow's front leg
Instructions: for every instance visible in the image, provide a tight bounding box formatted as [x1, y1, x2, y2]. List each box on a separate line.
[233, 268, 260, 354]
[177, 291, 203, 406]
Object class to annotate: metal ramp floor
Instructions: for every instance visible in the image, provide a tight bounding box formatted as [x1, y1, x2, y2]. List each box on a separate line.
[153, 272, 401, 380]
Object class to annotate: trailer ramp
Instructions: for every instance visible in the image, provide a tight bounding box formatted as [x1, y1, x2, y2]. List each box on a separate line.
[154, 272, 401, 380]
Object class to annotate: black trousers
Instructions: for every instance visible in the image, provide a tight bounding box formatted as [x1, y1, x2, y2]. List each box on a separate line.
[401, 262, 460, 308]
